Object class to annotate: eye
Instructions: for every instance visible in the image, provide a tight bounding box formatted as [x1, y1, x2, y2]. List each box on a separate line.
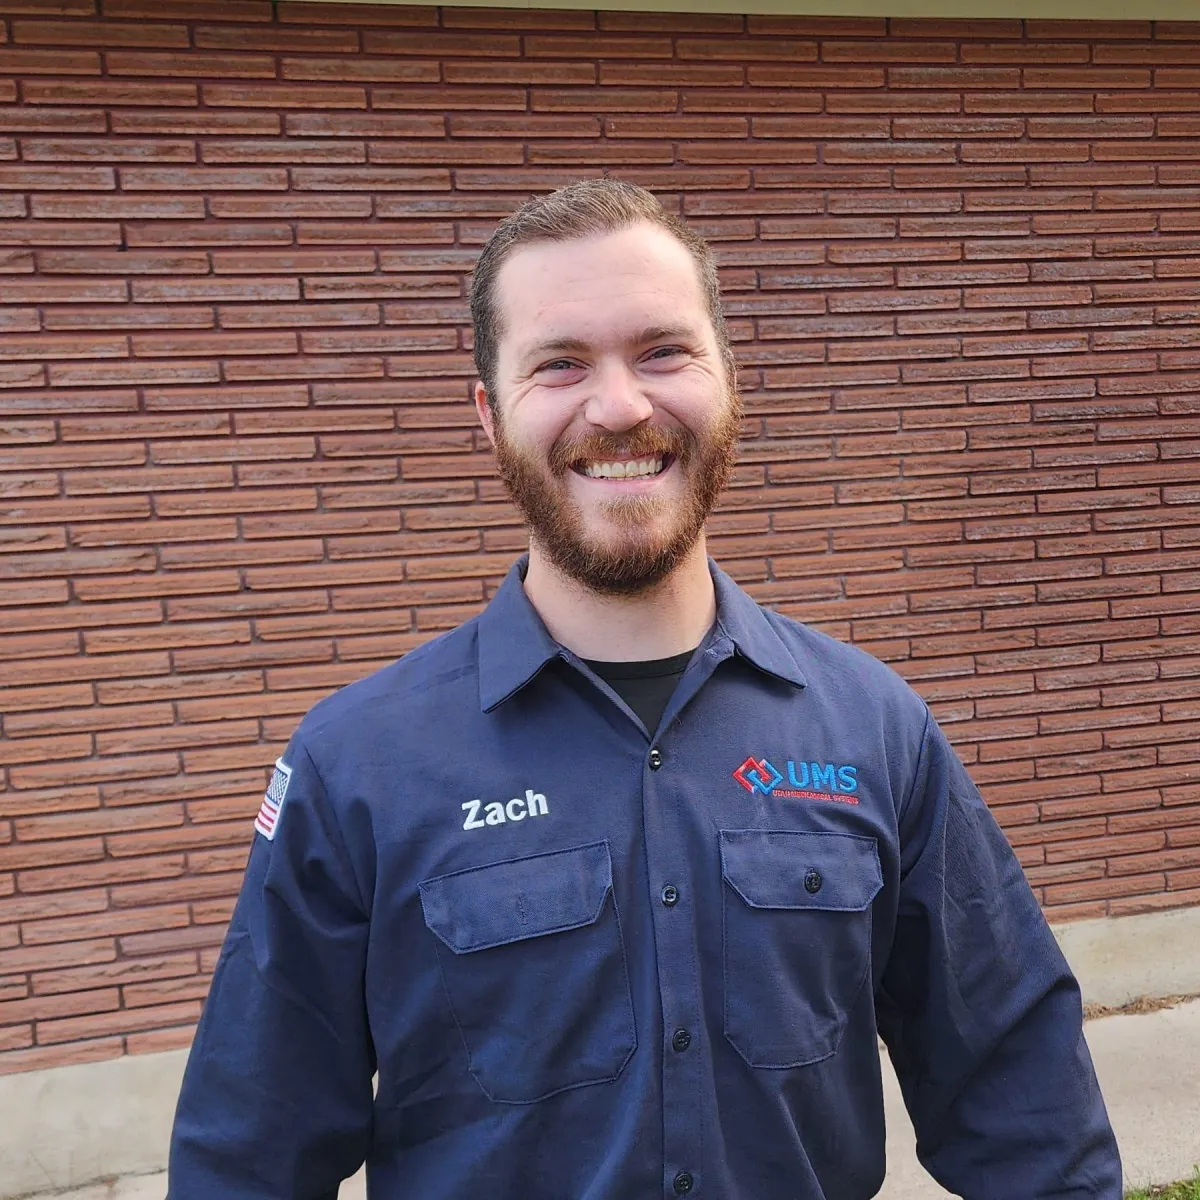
[533, 358, 586, 385]
[644, 345, 686, 365]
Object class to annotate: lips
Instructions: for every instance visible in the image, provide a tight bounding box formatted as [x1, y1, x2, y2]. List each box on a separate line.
[551, 427, 690, 482]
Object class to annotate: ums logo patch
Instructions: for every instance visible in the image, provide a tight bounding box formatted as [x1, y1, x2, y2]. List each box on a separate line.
[733, 756, 860, 805]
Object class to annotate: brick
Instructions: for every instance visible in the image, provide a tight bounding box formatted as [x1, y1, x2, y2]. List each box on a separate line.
[299, 218, 454, 244]
[443, 8, 592, 29]
[604, 10, 743, 31]
[13, 17, 188, 46]
[0, 109, 105, 134]
[193, 23, 357, 52]
[281, 113, 444, 141]
[961, 42, 1089, 64]
[828, 39, 957, 63]
[526, 34, 672, 58]
[199, 136, 366, 165]
[35, 252, 209, 281]
[279, 59, 436, 88]
[216, 301, 377, 331]
[527, 140, 669, 167]
[276, 0, 432, 23]
[0, 681, 95, 718]
[449, 113, 600, 138]
[445, 60, 595, 85]
[196, 84, 368, 116]
[888, 67, 1020, 89]
[121, 166, 290, 193]
[1024, 68, 1152, 89]
[292, 166, 449, 192]
[0, 165, 115, 192]
[26, 80, 197, 106]
[0, 732, 91, 768]
[0, 49, 101, 73]
[535, 87, 676, 112]
[112, 117, 280, 145]
[676, 36, 816, 61]
[964, 91, 1096, 115]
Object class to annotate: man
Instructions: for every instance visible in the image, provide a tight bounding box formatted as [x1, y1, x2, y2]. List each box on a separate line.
[169, 179, 1121, 1199]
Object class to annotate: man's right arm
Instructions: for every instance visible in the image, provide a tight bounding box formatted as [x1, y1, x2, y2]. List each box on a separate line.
[169, 742, 375, 1200]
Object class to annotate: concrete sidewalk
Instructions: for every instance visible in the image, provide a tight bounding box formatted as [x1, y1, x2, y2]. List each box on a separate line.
[19, 1000, 1200, 1200]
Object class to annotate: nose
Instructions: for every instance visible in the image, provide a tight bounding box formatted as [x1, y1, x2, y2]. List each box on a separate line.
[583, 360, 654, 433]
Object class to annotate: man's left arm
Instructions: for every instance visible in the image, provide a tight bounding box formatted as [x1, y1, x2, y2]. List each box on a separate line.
[875, 709, 1122, 1199]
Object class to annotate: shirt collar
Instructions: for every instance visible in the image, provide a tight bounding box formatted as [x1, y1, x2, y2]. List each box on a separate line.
[477, 557, 564, 712]
[708, 561, 807, 690]
[476, 555, 806, 712]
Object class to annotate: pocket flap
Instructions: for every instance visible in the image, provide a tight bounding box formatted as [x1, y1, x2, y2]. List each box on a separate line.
[420, 841, 613, 954]
[721, 829, 882, 913]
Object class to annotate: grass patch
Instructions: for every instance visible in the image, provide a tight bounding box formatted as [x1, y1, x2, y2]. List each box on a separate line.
[1126, 1171, 1200, 1200]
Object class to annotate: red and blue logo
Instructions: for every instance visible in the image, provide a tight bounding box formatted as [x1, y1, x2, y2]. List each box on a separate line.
[733, 757, 860, 805]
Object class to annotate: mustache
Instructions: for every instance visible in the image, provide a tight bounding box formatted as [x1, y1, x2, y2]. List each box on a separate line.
[547, 424, 695, 476]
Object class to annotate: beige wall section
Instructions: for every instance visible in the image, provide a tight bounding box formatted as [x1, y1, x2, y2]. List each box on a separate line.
[1, 1048, 189, 1198]
[1054, 907, 1200, 1010]
[298, 0, 1200, 22]
[3, 908, 1199, 1198]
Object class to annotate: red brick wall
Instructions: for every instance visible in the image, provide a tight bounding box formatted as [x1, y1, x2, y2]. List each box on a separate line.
[2, 1, 1200, 1074]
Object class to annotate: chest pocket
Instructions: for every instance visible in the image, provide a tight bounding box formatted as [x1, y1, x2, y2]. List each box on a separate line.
[419, 840, 636, 1104]
[721, 829, 882, 1069]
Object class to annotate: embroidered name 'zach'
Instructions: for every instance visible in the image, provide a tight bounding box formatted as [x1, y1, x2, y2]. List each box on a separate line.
[462, 789, 549, 831]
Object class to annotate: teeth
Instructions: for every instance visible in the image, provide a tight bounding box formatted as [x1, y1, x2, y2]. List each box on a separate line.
[583, 457, 664, 479]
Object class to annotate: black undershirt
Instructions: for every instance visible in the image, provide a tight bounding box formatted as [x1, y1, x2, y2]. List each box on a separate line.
[583, 648, 698, 734]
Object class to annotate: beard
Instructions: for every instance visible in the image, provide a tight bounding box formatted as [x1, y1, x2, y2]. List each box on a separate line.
[491, 387, 742, 597]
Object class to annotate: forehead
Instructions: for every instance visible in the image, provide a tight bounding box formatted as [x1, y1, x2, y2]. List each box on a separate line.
[492, 223, 711, 353]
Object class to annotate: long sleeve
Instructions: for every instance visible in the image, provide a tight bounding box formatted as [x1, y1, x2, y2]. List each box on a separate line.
[169, 740, 375, 1199]
[876, 710, 1122, 1199]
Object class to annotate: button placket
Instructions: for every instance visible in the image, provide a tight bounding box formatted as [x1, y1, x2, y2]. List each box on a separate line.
[639, 714, 708, 1200]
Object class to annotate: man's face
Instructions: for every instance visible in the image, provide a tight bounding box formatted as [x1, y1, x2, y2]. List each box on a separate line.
[476, 222, 741, 596]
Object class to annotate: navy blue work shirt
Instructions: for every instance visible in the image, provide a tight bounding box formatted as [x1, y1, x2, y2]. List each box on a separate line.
[170, 557, 1121, 1200]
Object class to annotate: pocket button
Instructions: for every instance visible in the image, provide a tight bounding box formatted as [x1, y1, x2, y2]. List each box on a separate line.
[804, 869, 823, 895]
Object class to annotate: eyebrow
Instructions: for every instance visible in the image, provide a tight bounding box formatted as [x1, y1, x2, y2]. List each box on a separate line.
[519, 324, 699, 367]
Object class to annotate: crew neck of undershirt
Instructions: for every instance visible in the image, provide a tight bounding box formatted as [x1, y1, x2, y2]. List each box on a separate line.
[582, 648, 697, 681]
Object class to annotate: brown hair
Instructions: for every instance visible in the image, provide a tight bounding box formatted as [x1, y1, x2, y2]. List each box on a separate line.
[469, 177, 735, 406]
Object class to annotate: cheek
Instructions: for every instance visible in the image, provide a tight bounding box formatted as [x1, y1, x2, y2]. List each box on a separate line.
[505, 387, 580, 447]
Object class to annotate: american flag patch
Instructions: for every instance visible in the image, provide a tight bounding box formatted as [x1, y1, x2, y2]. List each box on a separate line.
[254, 758, 292, 841]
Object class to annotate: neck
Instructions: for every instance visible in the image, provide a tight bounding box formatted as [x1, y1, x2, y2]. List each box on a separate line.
[522, 538, 716, 662]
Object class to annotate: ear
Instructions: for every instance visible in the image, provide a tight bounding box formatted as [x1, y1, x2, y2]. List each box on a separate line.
[474, 380, 496, 447]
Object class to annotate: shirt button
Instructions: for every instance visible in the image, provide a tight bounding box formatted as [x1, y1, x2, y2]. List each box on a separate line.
[648, 747, 664, 770]
[805, 869, 823, 895]
[673, 1171, 694, 1194]
[672, 1027, 692, 1053]
[661, 884, 679, 907]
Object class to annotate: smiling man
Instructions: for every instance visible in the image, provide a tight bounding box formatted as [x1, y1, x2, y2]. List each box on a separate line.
[169, 180, 1121, 1200]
